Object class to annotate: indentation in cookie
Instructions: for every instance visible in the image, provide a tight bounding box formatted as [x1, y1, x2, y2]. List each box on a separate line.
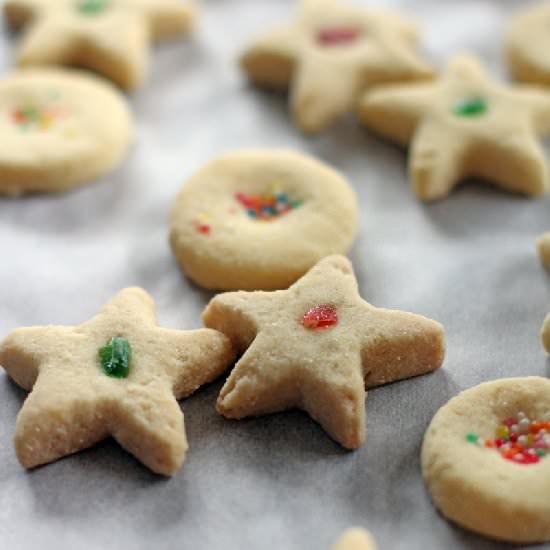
[466, 411, 550, 465]
[317, 27, 361, 46]
[301, 304, 338, 330]
[452, 96, 488, 117]
[235, 188, 303, 221]
[11, 95, 68, 132]
[76, 0, 110, 15]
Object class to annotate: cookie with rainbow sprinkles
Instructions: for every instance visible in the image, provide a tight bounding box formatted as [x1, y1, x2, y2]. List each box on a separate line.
[0, 69, 133, 194]
[169, 150, 358, 290]
[422, 377, 550, 543]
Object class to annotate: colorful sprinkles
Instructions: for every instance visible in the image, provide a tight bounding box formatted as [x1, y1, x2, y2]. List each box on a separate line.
[193, 212, 211, 235]
[301, 305, 338, 330]
[235, 188, 303, 221]
[77, 0, 109, 14]
[11, 103, 67, 131]
[466, 412, 550, 465]
[453, 96, 487, 117]
[317, 27, 361, 46]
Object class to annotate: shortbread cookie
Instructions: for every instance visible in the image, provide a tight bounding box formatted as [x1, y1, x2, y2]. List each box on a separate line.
[537, 231, 550, 270]
[0, 288, 234, 475]
[0, 69, 133, 195]
[203, 255, 445, 449]
[542, 314, 550, 352]
[507, 3, 550, 87]
[359, 54, 550, 201]
[170, 150, 358, 290]
[4, 0, 195, 90]
[332, 528, 377, 550]
[422, 377, 550, 543]
[241, 0, 433, 133]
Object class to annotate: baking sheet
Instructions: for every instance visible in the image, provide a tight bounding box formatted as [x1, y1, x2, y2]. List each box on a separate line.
[1, 1, 550, 548]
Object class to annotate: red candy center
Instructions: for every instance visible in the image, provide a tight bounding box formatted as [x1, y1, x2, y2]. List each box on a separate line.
[301, 305, 338, 329]
[317, 27, 360, 46]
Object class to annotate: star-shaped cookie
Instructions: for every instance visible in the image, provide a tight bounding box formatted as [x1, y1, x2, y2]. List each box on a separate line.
[4, 0, 195, 90]
[241, 0, 433, 133]
[358, 54, 550, 201]
[0, 287, 234, 475]
[332, 529, 377, 550]
[507, 2, 550, 87]
[202, 255, 445, 449]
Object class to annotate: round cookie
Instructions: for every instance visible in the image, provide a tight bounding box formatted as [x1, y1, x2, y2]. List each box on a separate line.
[422, 377, 550, 544]
[506, 3, 550, 87]
[0, 69, 133, 194]
[169, 150, 358, 290]
[332, 528, 377, 550]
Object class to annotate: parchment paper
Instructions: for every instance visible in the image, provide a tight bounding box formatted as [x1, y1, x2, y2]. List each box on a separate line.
[1, 1, 550, 549]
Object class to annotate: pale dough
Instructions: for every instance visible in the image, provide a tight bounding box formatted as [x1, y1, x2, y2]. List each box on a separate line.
[332, 528, 377, 550]
[241, 0, 432, 133]
[0, 68, 133, 194]
[170, 149, 359, 290]
[537, 231, 550, 270]
[0, 287, 235, 476]
[542, 313, 550, 352]
[506, 2, 550, 88]
[538, 232, 550, 351]
[422, 377, 550, 543]
[203, 255, 445, 449]
[359, 54, 550, 201]
[4, 0, 195, 90]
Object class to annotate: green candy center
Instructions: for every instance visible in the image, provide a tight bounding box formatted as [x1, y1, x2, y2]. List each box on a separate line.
[453, 97, 487, 117]
[99, 337, 132, 379]
[77, 0, 109, 14]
